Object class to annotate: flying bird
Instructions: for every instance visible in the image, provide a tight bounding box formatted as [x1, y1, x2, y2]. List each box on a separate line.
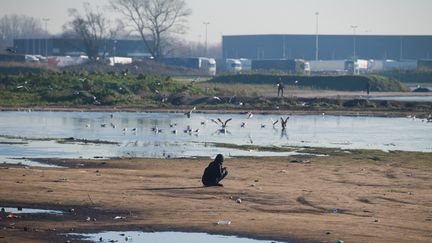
[184, 106, 196, 118]
[280, 116, 290, 130]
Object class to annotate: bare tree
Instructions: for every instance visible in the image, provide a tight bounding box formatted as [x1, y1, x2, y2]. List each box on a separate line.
[64, 3, 119, 61]
[111, 0, 191, 60]
[0, 14, 46, 48]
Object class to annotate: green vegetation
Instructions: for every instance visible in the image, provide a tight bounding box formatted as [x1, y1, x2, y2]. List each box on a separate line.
[0, 72, 205, 106]
[378, 69, 432, 84]
[209, 74, 409, 92]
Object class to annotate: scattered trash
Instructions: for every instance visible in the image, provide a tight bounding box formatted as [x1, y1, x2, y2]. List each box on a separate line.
[331, 208, 338, 214]
[326, 231, 331, 235]
[114, 216, 126, 220]
[335, 240, 344, 243]
[125, 235, 132, 242]
[236, 198, 242, 204]
[7, 214, 18, 219]
[68, 208, 75, 213]
[374, 218, 379, 222]
[216, 220, 231, 225]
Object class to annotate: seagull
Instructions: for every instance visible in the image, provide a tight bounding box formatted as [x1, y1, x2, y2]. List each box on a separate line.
[217, 118, 232, 128]
[271, 118, 279, 127]
[169, 123, 177, 128]
[260, 124, 266, 128]
[280, 116, 290, 130]
[248, 134, 254, 144]
[201, 120, 208, 125]
[246, 112, 253, 119]
[100, 123, 107, 127]
[110, 123, 116, 128]
[211, 119, 220, 126]
[213, 96, 222, 102]
[184, 107, 196, 118]
[240, 122, 246, 128]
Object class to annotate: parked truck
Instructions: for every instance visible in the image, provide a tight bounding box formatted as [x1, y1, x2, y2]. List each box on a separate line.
[160, 57, 216, 76]
[251, 59, 309, 74]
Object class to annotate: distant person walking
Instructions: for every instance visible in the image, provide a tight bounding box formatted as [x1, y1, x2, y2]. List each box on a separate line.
[277, 79, 284, 97]
[202, 154, 228, 187]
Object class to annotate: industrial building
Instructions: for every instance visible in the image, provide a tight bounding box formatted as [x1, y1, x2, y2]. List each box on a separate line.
[13, 38, 150, 58]
[222, 34, 432, 61]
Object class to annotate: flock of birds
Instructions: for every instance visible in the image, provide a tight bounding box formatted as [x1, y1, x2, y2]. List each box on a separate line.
[83, 109, 431, 143]
[83, 108, 293, 138]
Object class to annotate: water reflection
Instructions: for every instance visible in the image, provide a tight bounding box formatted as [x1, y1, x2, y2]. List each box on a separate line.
[0, 111, 430, 164]
[68, 231, 284, 243]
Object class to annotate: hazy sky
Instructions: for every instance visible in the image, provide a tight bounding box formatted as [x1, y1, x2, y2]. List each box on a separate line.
[1, 0, 431, 44]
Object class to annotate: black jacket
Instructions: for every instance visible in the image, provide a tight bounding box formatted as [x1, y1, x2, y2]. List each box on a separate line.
[202, 161, 223, 186]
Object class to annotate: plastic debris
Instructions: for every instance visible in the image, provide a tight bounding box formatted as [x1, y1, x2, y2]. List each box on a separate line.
[331, 208, 338, 214]
[217, 220, 231, 225]
[236, 198, 242, 204]
[114, 216, 126, 220]
[7, 214, 18, 219]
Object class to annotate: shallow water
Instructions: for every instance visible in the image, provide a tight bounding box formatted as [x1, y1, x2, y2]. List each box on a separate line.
[0, 111, 431, 165]
[1, 207, 63, 215]
[68, 231, 284, 243]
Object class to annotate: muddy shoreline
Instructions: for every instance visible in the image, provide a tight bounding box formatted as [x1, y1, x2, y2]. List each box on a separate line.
[1, 151, 431, 242]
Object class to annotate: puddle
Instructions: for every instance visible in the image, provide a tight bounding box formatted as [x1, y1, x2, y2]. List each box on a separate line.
[1, 207, 64, 215]
[1, 157, 65, 168]
[68, 231, 284, 243]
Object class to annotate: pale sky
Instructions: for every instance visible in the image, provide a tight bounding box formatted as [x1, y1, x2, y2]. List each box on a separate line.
[1, 0, 431, 44]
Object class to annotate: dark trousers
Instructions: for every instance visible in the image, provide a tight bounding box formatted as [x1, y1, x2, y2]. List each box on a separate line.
[203, 170, 228, 186]
[278, 88, 284, 97]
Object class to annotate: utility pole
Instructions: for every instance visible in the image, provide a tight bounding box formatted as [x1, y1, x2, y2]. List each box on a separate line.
[351, 25, 358, 59]
[315, 12, 319, 60]
[203, 22, 210, 57]
[42, 18, 50, 57]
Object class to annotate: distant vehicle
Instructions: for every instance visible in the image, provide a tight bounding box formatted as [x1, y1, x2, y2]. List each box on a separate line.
[345, 59, 369, 75]
[226, 58, 242, 72]
[108, 57, 133, 66]
[251, 59, 309, 74]
[160, 57, 216, 76]
[309, 60, 346, 74]
[25, 55, 40, 63]
[239, 58, 252, 71]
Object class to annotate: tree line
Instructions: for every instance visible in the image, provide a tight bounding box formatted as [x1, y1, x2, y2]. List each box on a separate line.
[0, 0, 221, 60]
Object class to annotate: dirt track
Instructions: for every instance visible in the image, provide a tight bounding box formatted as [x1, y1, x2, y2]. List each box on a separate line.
[1, 151, 431, 242]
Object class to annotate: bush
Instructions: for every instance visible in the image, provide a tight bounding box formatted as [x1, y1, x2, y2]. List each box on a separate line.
[208, 74, 409, 92]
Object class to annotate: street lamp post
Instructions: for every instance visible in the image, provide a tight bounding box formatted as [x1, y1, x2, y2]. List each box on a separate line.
[351, 25, 358, 59]
[42, 18, 49, 57]
[315, 12, 319, 60]
[203, 22, 210, 57]
[113, 40, 117, 65]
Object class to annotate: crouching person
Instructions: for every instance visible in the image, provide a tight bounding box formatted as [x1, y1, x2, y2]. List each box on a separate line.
[202, 154, 228, 187]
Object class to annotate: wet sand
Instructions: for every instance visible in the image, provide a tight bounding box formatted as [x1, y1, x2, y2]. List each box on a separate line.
[1, 151, 432, 242]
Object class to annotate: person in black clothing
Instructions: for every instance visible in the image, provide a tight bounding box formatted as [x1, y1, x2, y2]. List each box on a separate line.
[277, 80, 284, 97]
[202, 154, 228, 187]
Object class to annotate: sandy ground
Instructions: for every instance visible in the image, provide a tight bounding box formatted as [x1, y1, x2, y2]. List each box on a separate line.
[1, 151, 431, 243]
